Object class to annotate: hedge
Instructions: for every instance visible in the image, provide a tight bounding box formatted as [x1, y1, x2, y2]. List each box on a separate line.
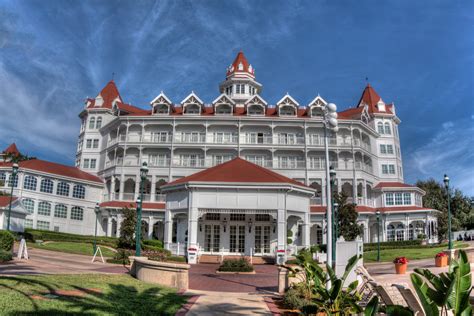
[0, 249, 12, 262]
[143, 239, 163, 248]
[0, 230, 14, 251]
[218, 258, 254, 272]
[23, 229, 118, 247]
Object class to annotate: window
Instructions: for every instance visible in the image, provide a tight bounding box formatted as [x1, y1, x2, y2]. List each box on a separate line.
[279, 105, 296, 116]
[90, 159, 97, 169]
[88, 117, 95, 129]
[403, 193, 411, 205]
[83, 159, 90, 168]
[380, 144, 387, 154]
[40, 178, 54, 193]
[54, 204, 68, 218]
[395, 193, 403, 205]
[384, 122, 391, 135]
[72, 185, 86, 199]
[389, 165, 395, 174]
[377, 122, 384, 134]
[382, 164, 389, 174]
[70, 207, 83, 221]
[86, 139, 92, 148]
[23, 199, 35, 214]
[386, 145, 394, 154]
[205, 214, 221, 221]
[386, 193, 394, 206]
[23, 175, 37, 191]
[24, 219, 33, 229]
[38, 201, 51, 216]
[247, 104, 264, 115]
[96, 117, 102, 129]
[396, 224, 405, 241]
[184, 104, 200, 114]
[387, 224, 395, 241]
[230, 214, 245, 221]
[154, 104, 169, 114]
[0, 172, 6, 186]
[8, 173, 18, 188]
[37, 220, 50, 230]
[255, 214, 270, 221]
[93, 139, 99, 149]
[56, 182, 70, 196]
[215, 104, 232, 114]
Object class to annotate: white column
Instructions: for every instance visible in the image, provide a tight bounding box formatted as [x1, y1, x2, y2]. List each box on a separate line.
[106, 217, 113, 237]
[110, 176, 116, 200]
[148, 216, 154, 239]
[277, 209, 286, 251]
[119, 175, 125, 200]
[164, 211, 173, 250]
[116, 214, 122, 238]
[150, 175, 156, 202]
[134, 175, 140, 200]
[302, 212, 310, 248]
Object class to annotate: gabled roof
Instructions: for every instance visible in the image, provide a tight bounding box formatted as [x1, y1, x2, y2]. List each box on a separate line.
[212, 93, 235, 105]
[150, 92, 172, 105]
[356, 84, 393, 115]
[0, 196, 17, 208]
[180, 91, 204, 105]
[116, 102, 150, 115]
[307, 95, 327, 108]
[87, 80, 122, 109]
[0, 159, 103, 184]
[165, 157, 309, 188]
[3, 143, 20, 155]
[226, 51, 255, 77]
[276, 93, 300, 107]
[244, 94, 267, 106]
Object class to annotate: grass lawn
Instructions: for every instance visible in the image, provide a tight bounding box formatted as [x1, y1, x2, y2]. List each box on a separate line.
[0, 274, 186, 315]
[364, 242, 469, 262]
[29, 241, 117, 258]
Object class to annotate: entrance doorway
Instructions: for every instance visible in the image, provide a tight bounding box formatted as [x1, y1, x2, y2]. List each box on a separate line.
[229, 225, 245, 253]
[254, 225, 271, 255]
[204, 224, 221, 253]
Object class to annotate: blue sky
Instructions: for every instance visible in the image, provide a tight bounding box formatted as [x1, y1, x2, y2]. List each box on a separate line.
[0, 1, 473, 194]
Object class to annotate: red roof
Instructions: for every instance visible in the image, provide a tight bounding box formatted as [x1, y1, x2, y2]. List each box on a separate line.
[166, 157, 309, 188]
[3, 143, 20, 155]
[374, 182, 415, 189]
[87, 80, 122, 109]
[0, 159, 102, 183]
[310, 204, 432, 213]
[100, 201, 165, 210]
[0, 196, 17, 208]
[226, 51, 255, 77]
[356, 84, 393, 115]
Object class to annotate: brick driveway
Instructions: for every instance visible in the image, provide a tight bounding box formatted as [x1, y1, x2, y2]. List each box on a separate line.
[188, 264, 278, 293]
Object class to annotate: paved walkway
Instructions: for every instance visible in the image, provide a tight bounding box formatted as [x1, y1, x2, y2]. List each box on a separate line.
[0, 247, 128, 275]
[189, 263, 278, 293]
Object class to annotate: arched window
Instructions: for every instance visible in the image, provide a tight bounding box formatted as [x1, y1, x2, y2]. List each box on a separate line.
[22, 199, 35, 214]
[0, 172, 6, 186]
[184, 104, 200, 114]
[88, 117, 95, 129]
[154, 104, 169, 114]
[395, 223, 405, 241]
[38, 201, 51, 216]
[247, 104, 264, 115]
[384, 122, 391, 135]
[54, 204, 68, 218]
[72, 185, 86, 199]
[377, 122, 384, 134]
[96, 117, 102, 129]
[56, 182, 70, 196]
[8, 173, 18, 188]
[215, 104, 232, 115]
[279, 105, 296, 116]
[387, 224, 395, 241]
[23, 175, 37, 191]
[70, 207, 83, 221]
[40, 178, 54, 193]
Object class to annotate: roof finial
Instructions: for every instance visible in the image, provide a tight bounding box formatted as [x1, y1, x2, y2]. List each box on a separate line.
[365, 76, 370, 86]
[112, 72, 115, 81]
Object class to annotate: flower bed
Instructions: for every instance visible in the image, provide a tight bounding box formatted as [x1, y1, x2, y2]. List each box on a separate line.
[217, 258, 254, 273]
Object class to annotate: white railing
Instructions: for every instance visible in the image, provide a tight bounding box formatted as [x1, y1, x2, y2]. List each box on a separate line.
[241, 135, 273, 145]
[154, 194, 166, 202]
[122, 193, 135, 201]
[172, 158, 206, 168]
[275, 136, 305, 145]
[275, 160, 306, 169]
[142, 134, 173, 143]
[174, 133, 206, 143]
[208, 134, 239, 144]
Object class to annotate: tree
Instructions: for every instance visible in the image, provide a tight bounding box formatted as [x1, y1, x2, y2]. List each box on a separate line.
[334, 192, 362, 241]
[3, 152, 35, 163]
[117, 207, 137, 249]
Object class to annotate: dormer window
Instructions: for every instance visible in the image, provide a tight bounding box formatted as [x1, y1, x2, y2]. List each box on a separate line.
[248, 104, 264, 115]
[154, 104, 169, 115]
[377, 101, 386, 112]
[95, 96, 103, 107]
[279, 105, 296, 116]
[215, 104, 232, 115]
[311, 107, 324, 117]
[184, 103, 200, 114]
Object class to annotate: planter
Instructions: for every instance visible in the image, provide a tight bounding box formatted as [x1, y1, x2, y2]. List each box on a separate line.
[394, 263, 408, 274]
[216, 270, 256, 274]
[435, 256, 448, 267]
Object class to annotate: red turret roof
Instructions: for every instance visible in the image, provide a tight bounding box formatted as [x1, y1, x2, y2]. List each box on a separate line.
[165, 157, 308, 188]
[87, 80, 122, 109]
[0, 196, 17, 208]
[3, 143, 20, 155]
[226, 51, 255, 77]
[356, 84, 394, 115]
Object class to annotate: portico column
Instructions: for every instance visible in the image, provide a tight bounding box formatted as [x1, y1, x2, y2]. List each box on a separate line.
[164, 211, 173, 250]
[277, 209, 286, 251]
[302, 212, 310, 249]
[134, 175, 140, 200]
[148, 216, 153, 239]
[106, 217, 113, 237]
[110, 176, 116, 200]
[116, 214, 123, 237]
[119, 175, 125, 200]
[187, 207, 199, 264]
[150, 175, 156, 202]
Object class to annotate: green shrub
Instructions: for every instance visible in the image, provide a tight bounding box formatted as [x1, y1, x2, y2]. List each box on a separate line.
[106, 258, 128, 265]
[142, 244, 163, 251]
[112, 248, 133, 264]
[143, 239, 163, 248]
[0, 249, 13, 262]
[166, 255, 186, 263]
[0, 230, 14, 251]
[24, 229, 117, 247]
[218, 258, 254, 272]
[287, 229, 293, 245]
[283, 286, 313, 310]
[144, 248, 172, 262]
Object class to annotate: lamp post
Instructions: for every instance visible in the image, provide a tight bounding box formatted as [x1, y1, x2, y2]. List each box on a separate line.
[323, 103, 338, 270]
[329, 166, 337, 266]
[135, 162, 149, 257]
[6, 163, 19, 231]
[443, 174, 452, 250]
[93, 203, 100, 254]
[376, 210, 381, 262]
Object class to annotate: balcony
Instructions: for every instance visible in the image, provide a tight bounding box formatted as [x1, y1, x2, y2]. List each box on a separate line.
[275, 136, 305, 146]
[208, 134, 239, 144]
[275, 159, 306, 169]
[172, 158, 205, 168]
[241, 135, 273, 145]
[103, 193, 167, 203]
[310, 197, 322, 205]
[142, 134, 173, 143]
[175, 133, 206, 144]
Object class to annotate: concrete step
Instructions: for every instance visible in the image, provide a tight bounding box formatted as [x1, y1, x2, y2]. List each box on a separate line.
[198, 255, 275, 265]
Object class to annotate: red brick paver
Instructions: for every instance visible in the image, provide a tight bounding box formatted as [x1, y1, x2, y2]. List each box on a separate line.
[189, 264, 278, 293]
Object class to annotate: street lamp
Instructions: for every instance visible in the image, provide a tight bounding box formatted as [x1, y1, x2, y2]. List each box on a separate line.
[376, 210, 381, 262]
[323, 102, 338, 270]
[6, 163, 19, 231]
[135, 162, 149, 257]
[443, 174, 452, 250]
[329, 166, 337, 266]
[93, 203, 100, 254]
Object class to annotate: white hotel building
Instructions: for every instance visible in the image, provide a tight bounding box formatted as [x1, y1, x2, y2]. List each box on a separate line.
[1, 52, 438, 260]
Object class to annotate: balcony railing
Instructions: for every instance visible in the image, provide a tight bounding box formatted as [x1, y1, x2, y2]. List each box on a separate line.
[275, 136, 305, 145]
[172, 158, 206, 168]
[175, 133, 206, 143]
[208, 134, 239, 144]
[142, 134, 173, 143]
[310, 197, 322, 205]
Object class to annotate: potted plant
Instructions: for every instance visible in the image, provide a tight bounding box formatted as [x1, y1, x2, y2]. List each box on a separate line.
[435, 252, 448, 267]
[393, 257, 409, 274]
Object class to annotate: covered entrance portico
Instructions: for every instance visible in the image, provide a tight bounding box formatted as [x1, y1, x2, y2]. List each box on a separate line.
[161, 158, 315, 263]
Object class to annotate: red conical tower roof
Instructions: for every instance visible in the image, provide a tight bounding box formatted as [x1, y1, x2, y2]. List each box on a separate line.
[87, 80, 123, 109]
[3, 143, 20, 155]
[226, 51, 255, 77]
